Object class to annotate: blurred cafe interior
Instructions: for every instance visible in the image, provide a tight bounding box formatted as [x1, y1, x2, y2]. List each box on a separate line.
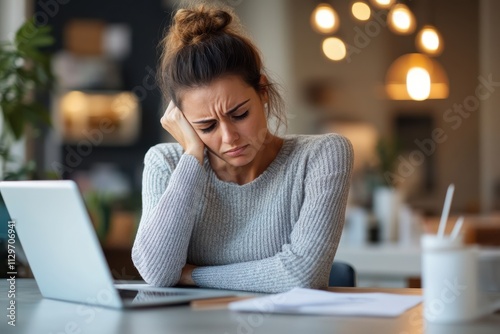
[0, 0, 499, 288]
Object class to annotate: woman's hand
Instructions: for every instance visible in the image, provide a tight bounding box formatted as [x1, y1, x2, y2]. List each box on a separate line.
[178, 264, 197, 286]
[160, 100, 205, 164]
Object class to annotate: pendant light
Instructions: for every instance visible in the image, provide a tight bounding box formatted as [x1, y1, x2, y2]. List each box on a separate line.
[369, 0, 395, 9]
[416, 25, 444, 56]
[387, 4, 416, 35]
[311, 3, 340, 34]
[322, 37, 347, 61]
[351, 2, 371, 22]
[385, 53, 449, 101]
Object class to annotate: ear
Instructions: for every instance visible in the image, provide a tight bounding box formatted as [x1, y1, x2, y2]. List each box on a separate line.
[259, 75, 269, 104]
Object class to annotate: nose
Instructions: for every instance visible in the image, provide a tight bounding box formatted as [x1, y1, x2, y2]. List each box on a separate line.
[220, 121, 239, 145]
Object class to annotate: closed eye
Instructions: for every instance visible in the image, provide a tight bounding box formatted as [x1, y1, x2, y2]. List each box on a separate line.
[201, 124, 216, 133]
[233, 110, 249, 120]
[200, 111, 249, 134]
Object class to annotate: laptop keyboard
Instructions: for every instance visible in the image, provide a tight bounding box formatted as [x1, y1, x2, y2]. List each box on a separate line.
[118, 289, 189, 301]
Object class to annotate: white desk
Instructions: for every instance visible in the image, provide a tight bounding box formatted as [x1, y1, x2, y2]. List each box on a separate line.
[335, 243, 421, 287]
[1, 279, 499, 334]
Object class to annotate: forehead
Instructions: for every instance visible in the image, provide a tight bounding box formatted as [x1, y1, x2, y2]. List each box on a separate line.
[180, 75, 257, 116]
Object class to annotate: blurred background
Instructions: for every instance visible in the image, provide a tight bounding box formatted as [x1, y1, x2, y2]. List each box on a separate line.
[1, 0, 499, 287]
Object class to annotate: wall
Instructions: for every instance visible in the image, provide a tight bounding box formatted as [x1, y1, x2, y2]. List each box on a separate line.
[0, 0, 27, 177]
[429, 0, 480, 213]
[480, 0, 500, 212]
[234, 0, 297, 135]
[0, 1, 26, 39]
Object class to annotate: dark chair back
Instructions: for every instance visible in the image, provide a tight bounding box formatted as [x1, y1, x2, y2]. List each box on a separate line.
[329, 262, 356, 287]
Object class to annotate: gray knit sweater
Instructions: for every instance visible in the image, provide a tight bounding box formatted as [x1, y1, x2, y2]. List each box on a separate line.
[131, 133, 353, 293]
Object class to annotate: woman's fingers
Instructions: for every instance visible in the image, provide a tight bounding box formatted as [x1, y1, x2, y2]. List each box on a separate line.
[161, 100, 176, 125]
[160, 100, 205, 164]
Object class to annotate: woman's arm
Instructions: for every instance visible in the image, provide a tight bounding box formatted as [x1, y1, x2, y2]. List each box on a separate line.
[131, 146, 207, 287]
[190, 135, 354, 293]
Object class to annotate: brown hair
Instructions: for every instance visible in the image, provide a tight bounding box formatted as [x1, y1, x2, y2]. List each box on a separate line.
[157, 2, 286, 133]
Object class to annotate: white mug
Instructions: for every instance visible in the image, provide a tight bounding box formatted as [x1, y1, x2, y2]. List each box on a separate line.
[421, 234, 500, 323]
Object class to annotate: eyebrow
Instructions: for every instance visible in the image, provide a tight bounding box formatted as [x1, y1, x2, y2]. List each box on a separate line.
[192, 99, 250, 124]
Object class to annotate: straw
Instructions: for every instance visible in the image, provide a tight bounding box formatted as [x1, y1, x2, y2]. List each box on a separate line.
[437, 184, 455, 238]
[450, 216, 464, 240]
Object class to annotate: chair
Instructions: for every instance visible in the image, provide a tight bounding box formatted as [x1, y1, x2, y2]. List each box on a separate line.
[329, 261, 356, 287]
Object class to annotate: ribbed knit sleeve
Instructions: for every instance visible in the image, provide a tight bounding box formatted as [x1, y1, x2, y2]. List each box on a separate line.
[131, 146, 207, 287]
[191, 135, 354, 293]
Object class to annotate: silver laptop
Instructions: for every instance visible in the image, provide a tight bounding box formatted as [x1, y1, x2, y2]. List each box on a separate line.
[0, 180, 234, 308]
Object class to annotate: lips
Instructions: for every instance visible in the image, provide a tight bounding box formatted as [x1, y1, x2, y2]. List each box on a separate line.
[226, 145, 245, 153]
[224, 145, 248, 156]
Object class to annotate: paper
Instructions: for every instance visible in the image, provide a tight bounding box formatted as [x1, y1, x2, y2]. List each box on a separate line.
[228, 288, 422, 317]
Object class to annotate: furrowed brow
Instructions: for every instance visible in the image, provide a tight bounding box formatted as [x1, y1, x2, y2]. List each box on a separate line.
[193, 99, 250, 124]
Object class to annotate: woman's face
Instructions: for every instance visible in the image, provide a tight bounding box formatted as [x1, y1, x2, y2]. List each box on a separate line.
[180, 75, 269, 167]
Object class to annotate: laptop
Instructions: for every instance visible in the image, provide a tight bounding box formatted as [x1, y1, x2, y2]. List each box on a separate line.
[0, 180, 234, 308]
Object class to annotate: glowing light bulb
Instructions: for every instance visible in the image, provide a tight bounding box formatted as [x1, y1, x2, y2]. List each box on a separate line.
[311, 4, 339, 34]
[370, 0, 395, 9]
[388, 4, 416, 35]
[422, 30, 439, 50]
[416, 26, 443, 56]
[352, 2, 371, 21]
[394, 11, 410, 30]
[322, 37, 347, 61]
[406, 67, 431, 101]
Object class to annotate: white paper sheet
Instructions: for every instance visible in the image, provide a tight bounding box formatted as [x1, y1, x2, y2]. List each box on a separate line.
[228, 288, 422, 317]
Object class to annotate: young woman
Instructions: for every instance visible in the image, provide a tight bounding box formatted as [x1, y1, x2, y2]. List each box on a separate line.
[131, 4, 353, 293]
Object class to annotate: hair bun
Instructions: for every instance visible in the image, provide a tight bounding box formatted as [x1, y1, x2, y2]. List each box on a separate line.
[173, 7, 232, 45]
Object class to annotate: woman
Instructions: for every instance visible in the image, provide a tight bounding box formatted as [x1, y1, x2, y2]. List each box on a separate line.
[131, 3, 353, 293]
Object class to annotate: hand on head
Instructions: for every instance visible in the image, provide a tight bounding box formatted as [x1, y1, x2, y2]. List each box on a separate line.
[161, 100, 205, 164]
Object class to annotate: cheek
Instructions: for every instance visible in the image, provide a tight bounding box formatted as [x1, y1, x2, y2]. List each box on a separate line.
[251, 112, 269, 142]
[201, 135, 218, 149]
[202, 133, 229, 155]
[238, 120, 260, 142]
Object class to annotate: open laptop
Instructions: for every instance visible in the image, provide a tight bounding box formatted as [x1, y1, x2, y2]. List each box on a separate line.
[0, 180, 234, 308]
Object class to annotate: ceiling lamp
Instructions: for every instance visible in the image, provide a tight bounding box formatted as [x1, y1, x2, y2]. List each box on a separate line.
[387, 4, 416, 35]
[416, 25, 444, 56]
[311, 3, 340, 34]
[322, 37, 347, 61]
[369, 0, 395, 9]
[406, 67, 431, 101]
[352, 2, 371, 21]
[385, 53, 449, 101]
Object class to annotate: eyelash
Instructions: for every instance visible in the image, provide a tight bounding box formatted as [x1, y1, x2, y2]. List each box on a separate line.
[201, 111, 249, 134]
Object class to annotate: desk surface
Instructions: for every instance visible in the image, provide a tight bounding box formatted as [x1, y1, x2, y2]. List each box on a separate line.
[1, 279, 499, 334]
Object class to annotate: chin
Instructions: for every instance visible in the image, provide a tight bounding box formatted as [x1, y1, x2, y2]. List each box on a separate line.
[225, 155, 253, 167]
[208, 149, 251, 166]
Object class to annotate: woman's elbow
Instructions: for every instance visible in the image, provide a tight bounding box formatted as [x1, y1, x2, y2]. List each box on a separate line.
[294, 279, 327, 290]
[134, 264, 181, 288]
[295, 277, 328, 289]
[288, 270, 329, 291]
[131, 246, 181, 287]
[143, 274, 179, 288]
